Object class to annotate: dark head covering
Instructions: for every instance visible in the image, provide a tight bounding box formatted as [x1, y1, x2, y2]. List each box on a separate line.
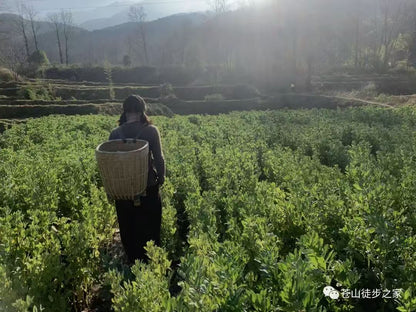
[118, 95, 151, 126]
[123, 95, 146, 113]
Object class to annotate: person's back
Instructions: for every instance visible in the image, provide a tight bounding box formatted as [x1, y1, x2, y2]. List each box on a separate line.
[109, 95, 165, 264]
[109, 121, 165, 187]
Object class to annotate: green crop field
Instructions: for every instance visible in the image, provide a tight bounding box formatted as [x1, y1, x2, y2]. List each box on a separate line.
[1, 107, 416, 312]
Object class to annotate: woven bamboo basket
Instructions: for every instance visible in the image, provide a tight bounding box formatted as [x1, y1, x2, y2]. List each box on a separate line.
[95, 139, 149, 200]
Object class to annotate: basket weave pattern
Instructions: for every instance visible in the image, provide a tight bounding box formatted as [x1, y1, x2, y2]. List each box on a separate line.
[96, 139, 149, 200]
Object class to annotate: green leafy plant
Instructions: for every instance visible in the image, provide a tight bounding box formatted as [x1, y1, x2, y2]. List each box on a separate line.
[1, 107, 416, 311]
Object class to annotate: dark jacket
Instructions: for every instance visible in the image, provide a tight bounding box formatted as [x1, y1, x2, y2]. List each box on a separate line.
[109, 121, 165, 187]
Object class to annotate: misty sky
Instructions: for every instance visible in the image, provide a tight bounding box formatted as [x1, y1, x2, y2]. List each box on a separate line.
[1, 0, 266, 26]
[3, 0, 211, 16]
[2, 0, 209, 21]
[20, 0, 206, 12]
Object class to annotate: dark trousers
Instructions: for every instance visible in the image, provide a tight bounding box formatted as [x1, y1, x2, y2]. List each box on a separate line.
[115, 184, 162, 264]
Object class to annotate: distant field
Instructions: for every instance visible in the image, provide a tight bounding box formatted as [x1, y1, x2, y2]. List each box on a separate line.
[0, 78, 398, 124]
[1, 108, 416, 311]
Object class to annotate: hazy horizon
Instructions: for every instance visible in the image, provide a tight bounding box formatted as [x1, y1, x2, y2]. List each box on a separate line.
[0, 0, 265, 25]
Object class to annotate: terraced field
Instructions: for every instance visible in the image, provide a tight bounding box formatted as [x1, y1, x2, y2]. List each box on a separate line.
[0, 77, 397, 130]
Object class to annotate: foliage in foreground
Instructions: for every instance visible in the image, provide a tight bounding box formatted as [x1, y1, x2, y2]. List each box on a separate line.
[1, 107, 416, 311]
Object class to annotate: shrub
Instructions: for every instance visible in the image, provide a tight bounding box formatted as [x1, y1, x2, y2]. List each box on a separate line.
[165, 99, 262, 114]
[0, 104, 99, 118]
[359, 82, 378, 98]
[17, 51, 50, 78]
[17, 83, 57, 101]
[159, 83, 174, 96]
[147, 103, 174, 117]
[159, 83, 176, 99]
[122, 55, 132, 67]
[0, 67, 17, 82]
[0, 120, 12, 133]
[97, 103, 173, 117]
[28, 50, 50, 66]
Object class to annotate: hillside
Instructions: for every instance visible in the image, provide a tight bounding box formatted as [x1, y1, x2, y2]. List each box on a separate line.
[78, 1, 196, 30]
[0, 11, 207, 65]
[35, 12, 208, 65]
[0, 13, 84, 36]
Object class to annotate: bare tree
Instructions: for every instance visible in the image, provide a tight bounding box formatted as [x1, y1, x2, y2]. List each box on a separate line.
[0, 23, 7, 44]
[376, 0, 408, 70]
[129, 5, 149, 65]
[24, 4, 40, 51]
[15, 2, 30, 58]
[409, 6, 416, 66]
[48, 13, 64, 64]
[207, 0, 229, 14]
[60, 9, 73, 65]
[0, 43, 26, 80]
[354, 0, 362, 69]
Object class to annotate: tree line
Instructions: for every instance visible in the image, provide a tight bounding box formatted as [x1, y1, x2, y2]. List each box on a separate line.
[0, 2, 73, 74]
[1, 0, 416, 87]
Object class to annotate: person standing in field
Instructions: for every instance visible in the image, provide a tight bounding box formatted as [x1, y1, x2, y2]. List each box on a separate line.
[108, 94, 165, 264]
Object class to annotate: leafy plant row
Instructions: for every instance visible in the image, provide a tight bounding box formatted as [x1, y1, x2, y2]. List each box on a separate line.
[1, 107, 416, 311]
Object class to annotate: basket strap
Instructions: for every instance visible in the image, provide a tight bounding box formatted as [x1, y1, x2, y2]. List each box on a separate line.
[119, 127, 126, 140]
[119, 124, 147, 141]
[134, 124, 147, 140]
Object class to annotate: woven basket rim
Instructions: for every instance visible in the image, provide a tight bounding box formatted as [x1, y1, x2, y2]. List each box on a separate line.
[96, 139, 149, 154]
